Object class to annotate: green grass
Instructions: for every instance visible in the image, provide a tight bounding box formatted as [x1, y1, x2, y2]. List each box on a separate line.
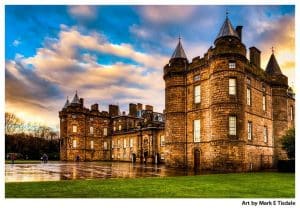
[5, 172, 294, 198]
[5, 160, 43, 164]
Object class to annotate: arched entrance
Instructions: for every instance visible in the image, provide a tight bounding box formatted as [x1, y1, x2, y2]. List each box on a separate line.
[194, 149, 200, 170]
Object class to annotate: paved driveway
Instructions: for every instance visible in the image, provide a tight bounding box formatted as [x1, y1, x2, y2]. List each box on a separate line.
[5, 161, 194, 182]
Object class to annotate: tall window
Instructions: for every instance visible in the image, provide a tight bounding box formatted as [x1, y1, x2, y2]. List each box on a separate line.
[229, 61, 236, 69]
[263, 126, 268, 143]
[113, 126, 116, 131]
[90, 126, 94, 134]
[229, 116, 236, 136]
[248, 122, 252, 140]
[118, 125, 122, 131]
[160, 135, 165, 147]
[112, 141, 114, 149]
[229, 78, 236, 95]
[72, 125, 77, 133]
[247, 88, 251, 106]
[194, 120, 200, 142]
[194, 85, 201, 103]
[262, 95, 266, 111]
[130, 138, 134, 148]
[117, 140, 120, 148]
[72, 140, 77, 148]
[103, 128, 107, 136]
[90, 140, 94, 149]
[291, 106, 294, 121]
[123, 139, 127, 148]
[104, 141, 108, 150]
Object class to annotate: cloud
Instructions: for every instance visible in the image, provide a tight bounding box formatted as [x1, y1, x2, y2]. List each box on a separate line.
[12, 39, 21, 47]
[139, 6, 197, 24]
[68, 6, 97, 20]
[6, 25, 167, 128]
[129, 24, 151, 39]
[247, 14, 295, 85]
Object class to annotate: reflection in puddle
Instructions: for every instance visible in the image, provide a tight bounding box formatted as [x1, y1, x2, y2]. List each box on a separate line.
[5, 162, 197, 182]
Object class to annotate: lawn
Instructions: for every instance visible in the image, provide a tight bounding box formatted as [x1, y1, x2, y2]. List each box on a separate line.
[5, 172, 294, 198]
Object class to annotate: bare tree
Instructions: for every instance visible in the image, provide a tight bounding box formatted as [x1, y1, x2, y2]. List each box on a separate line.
[5, 112, 24, 134]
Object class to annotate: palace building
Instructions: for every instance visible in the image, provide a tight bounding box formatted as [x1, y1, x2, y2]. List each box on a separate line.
[59, 15, 295, 172]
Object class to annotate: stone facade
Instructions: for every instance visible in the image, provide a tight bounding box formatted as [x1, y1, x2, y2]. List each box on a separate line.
[59, 15, 294, 172]
[59, 100, 165, 163]
[163, 16, 295, 172]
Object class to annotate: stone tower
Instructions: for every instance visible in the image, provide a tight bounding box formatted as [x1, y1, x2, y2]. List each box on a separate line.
[163, 38, 189, 168]
[266, 52, 289, 160]
[59, 91, 88, 161]
[59, 91, 111, 161]
[203, 16, 248, 170]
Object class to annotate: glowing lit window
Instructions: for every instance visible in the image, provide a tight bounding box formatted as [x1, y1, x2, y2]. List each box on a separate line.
[90, 141, 94, 149]
[103, 128, 107, 136]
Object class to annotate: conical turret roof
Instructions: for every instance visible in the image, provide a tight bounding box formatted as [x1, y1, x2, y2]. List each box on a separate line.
[216, 16, 239, 40]
[63, 97, 70, 108]
[171, 38, 187, 60]
[71, 91, 80, 104]
[265, 53, 282, 75]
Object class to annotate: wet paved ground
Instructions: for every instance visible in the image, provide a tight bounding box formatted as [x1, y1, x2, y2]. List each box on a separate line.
[5, 161, 197, 182]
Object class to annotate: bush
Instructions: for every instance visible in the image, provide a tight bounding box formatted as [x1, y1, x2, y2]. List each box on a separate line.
[281, 128, 295, 160]
[278, 160, 295, 172]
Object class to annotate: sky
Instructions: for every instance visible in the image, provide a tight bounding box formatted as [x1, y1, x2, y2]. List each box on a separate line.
[5, 5, 295, 129]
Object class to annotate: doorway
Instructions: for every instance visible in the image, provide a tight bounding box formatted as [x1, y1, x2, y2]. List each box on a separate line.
[194, 149, 200, 170]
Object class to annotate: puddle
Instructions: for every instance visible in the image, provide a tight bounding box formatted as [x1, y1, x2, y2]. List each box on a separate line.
[5, 161, 198, 182]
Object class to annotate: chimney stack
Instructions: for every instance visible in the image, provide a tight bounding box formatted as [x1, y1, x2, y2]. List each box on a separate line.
[91, 104, 99, 111]
[145, 105, 153, 112]
[137, 103, 143, 111]
[79, 98, 84, 107]
[249, 47, 261, 68]
[129, 103, 137, 117]
[236, 26, 243, 41]
[109, 104, 119, 116]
